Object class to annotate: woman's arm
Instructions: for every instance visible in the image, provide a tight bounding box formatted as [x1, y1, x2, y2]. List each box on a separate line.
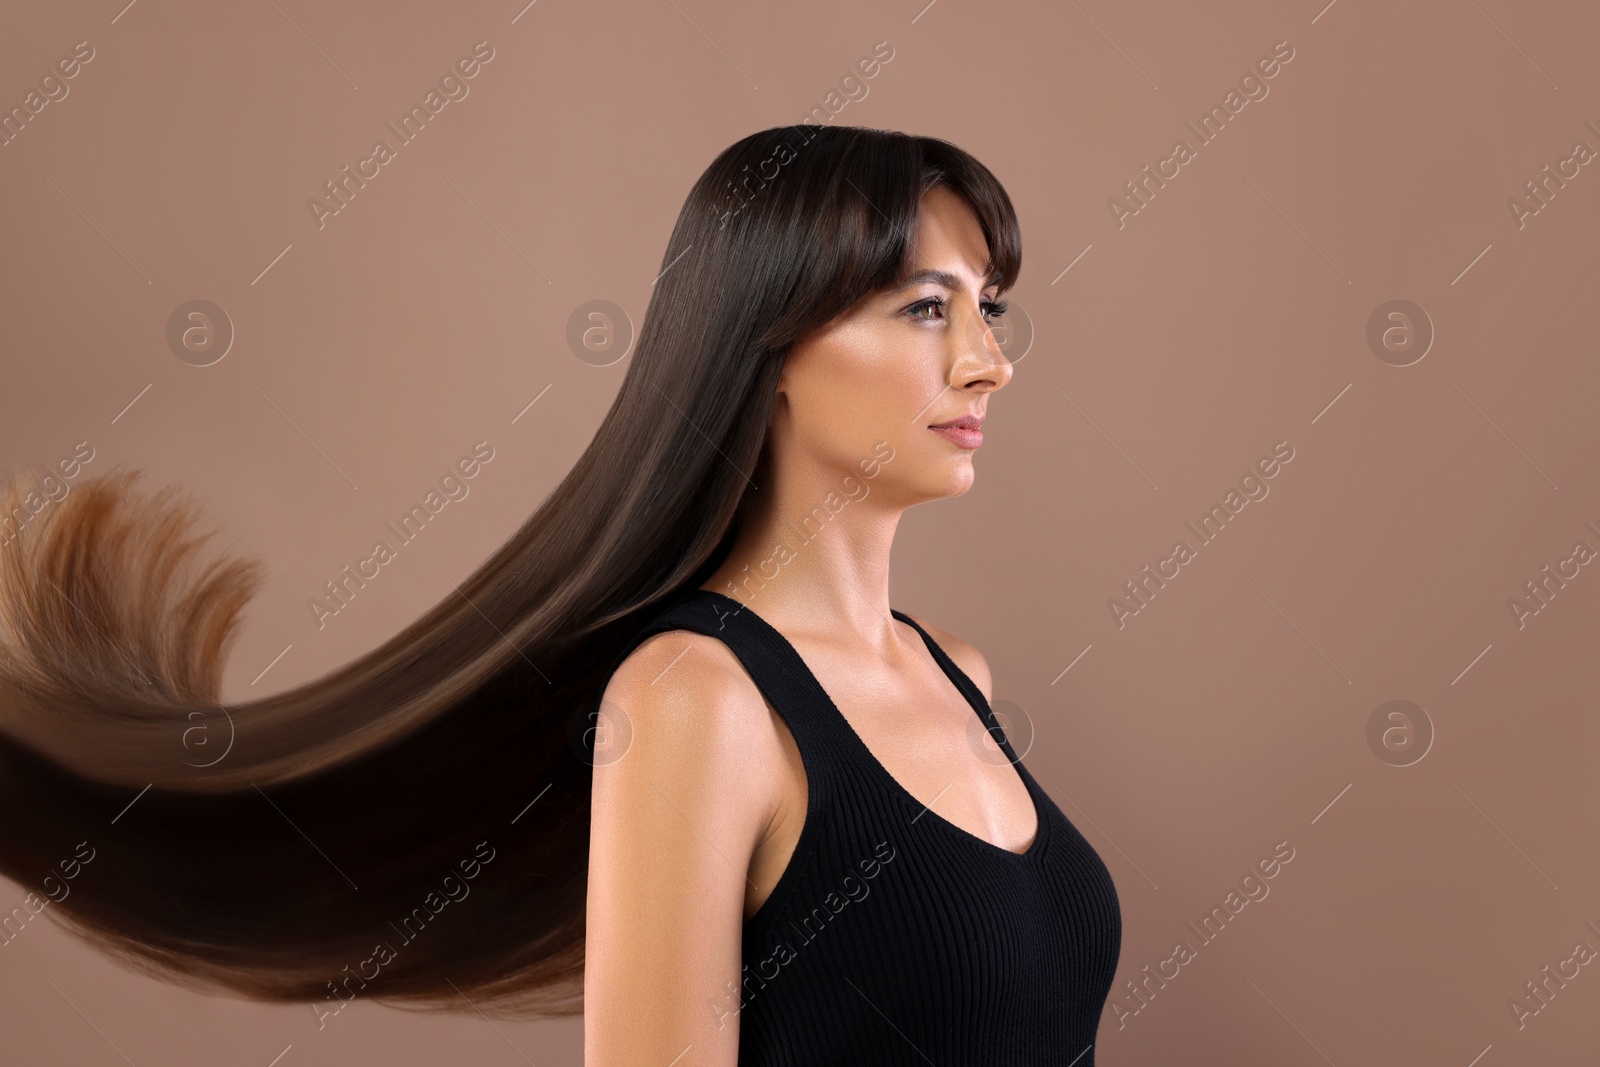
[584, 630, 779, 1065]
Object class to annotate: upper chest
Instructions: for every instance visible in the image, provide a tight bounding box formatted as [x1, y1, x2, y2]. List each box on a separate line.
[741, 626, 1038, 919]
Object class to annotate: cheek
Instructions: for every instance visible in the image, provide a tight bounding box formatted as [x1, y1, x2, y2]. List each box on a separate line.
[845, 342, 937, 416]
[804, 392, 891, 457]
[789, 324, 944, 448]
[853, 366, 932, 450]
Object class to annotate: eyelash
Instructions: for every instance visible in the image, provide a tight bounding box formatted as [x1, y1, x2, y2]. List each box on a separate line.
[906, 295, 1009, 323]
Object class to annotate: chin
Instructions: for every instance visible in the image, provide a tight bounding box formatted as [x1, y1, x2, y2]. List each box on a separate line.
[926, 466, 977, 499]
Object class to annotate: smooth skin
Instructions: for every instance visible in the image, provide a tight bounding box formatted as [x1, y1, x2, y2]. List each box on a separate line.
[584, 185, 1020, 1065]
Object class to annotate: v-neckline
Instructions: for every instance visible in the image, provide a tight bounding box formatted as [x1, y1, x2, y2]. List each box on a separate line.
[696, 589, 1048, 862]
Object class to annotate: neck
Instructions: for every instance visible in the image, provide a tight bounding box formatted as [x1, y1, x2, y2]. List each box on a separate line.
[700, 457, 905, 649]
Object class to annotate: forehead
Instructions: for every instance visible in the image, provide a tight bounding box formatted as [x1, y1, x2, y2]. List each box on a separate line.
[901, 186, 996, 290]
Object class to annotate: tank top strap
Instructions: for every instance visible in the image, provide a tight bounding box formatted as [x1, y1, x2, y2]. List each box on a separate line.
[888, 608, 1021, 760]
[606, 587, 863, 785]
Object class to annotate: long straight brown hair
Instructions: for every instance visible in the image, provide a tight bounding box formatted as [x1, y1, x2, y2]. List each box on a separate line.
[0, 124, 1021, 1018]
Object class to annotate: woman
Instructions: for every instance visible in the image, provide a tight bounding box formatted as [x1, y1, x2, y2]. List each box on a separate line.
[0, 125, 1120, 1064]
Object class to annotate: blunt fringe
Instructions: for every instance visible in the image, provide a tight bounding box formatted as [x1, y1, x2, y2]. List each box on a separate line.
[0, 124, 1020, 1017]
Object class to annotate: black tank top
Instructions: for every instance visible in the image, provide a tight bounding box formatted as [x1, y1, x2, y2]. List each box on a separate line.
[608, 587, 1123, 1064]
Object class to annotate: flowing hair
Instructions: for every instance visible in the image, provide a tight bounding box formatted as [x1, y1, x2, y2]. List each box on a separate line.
[0, 124, 1021, 1017]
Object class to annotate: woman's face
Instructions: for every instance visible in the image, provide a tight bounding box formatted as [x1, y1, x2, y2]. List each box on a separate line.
[770, 184, 1014, 504]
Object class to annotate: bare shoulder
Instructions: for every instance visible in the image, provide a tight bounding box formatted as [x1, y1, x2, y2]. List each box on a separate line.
[598, 626, 782, 800]
[604, 625, 768, 712]
[595, 625, 789, 856]
[899, 612, 994, 703]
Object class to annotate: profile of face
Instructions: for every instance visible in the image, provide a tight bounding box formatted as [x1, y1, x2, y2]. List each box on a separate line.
[767, 184, 1014, 506]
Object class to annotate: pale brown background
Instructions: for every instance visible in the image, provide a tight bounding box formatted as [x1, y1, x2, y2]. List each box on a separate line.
[2, 0, 1597, 1064]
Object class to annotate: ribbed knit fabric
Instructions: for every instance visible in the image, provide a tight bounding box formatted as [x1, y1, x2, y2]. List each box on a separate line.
[610, 587, 1123, 1065]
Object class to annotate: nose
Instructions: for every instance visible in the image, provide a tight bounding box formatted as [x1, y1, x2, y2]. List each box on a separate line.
[951, 300, 1013, 391]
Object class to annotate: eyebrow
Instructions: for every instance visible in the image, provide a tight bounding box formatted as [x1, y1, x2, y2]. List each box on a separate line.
[888, 268, 1002, 296]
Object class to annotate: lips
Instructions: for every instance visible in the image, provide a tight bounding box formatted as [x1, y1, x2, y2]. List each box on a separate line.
[927, 412, 985, 451]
